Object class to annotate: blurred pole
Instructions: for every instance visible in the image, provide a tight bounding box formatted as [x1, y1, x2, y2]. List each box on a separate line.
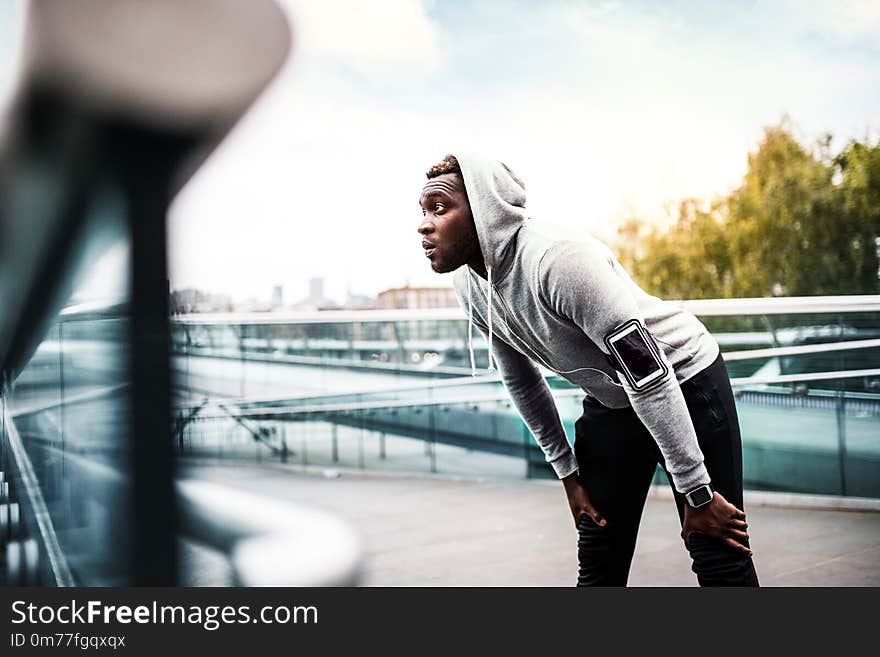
[118, 125, 190, 585]
[358, 412, 365, 469]
[57, 324, 66, 502]
[835, 314, 848, 496]
[177, 413, 184, 456]
[428, 389, 436, 473]
[238, 325, 246, 399]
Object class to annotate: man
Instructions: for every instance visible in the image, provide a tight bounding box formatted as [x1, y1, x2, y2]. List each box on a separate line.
[417, 153, 759, 586]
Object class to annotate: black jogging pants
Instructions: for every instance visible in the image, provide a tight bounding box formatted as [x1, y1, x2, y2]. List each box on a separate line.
[573, 352, 760, 586]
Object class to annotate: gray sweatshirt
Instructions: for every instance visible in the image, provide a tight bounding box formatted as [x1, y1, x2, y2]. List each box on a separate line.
[450, 153, 719, 493]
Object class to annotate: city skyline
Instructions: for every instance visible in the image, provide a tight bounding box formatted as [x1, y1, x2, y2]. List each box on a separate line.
[170, 277, 460, 312]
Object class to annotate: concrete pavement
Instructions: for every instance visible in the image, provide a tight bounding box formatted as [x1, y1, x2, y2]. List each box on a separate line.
[178, 459, 880, 586]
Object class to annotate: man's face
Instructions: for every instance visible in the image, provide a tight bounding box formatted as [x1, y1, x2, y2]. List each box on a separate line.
[417, 172, 480, 274]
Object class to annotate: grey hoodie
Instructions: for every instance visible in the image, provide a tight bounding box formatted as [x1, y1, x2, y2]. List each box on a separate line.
[450, 153, 719, 493]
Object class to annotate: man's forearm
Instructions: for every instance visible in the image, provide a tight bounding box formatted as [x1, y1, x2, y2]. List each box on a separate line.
[624, 376, 709, 492]
[504, 373, 577, 478]
[473, 325, 577, 479]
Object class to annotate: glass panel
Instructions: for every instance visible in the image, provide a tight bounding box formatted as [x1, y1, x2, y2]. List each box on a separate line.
[169, 303, 880, 497]
[7, 198, 133, 585]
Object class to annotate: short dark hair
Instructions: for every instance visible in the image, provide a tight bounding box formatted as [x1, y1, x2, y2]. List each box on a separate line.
[426, 154, 460, 179]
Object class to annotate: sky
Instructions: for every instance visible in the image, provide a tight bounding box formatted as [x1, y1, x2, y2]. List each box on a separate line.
[3, 1, 879, 304]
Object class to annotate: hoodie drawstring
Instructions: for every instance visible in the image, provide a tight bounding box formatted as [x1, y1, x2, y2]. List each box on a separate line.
[486, 266, 495, 372]
[467, 272, 477, 376]
[466, 266, 495, 376]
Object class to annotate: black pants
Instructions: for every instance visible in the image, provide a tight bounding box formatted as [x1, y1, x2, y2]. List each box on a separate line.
[574, 353, 759, 586]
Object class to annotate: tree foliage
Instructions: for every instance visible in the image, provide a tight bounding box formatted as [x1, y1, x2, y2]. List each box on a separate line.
[616, 122, 880, 298]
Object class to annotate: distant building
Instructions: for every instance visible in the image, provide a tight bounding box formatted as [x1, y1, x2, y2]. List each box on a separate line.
[344, 292, 377, 310]
[376, 286, 457, 310]
[170, 288, 234, 314]
[271, 284, 284, 307]
[308, 277, 324, 305]
[288, 276, 339, 311]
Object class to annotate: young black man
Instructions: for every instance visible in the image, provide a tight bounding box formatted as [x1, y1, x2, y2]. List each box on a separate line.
[417, 153, 759, 586]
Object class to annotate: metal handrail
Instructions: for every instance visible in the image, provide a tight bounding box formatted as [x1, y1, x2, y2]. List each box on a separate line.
[177, 479, 361, 586]
[170, 295, 880, 325]
[727, 368, 880, 387]
[0, 403, 75, 586]
[1, 409, 362, 586]
[10, 383, 130, 419]
[203, 373, 502, 410]
[175, 368, 880, 422]
[45, 294, 879, 327]
[166, 337, 880, 413]
[720, 338, 880, 361]
[173, 346, 473, 377]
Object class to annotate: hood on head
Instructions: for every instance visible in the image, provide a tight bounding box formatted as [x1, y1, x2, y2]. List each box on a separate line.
[450, 152, 528, 377]
[453, 152, 528, 283]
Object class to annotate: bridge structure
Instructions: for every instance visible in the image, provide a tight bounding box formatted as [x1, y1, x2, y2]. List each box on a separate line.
[6, 296, 878, 586]
[161, 297, 880, 496]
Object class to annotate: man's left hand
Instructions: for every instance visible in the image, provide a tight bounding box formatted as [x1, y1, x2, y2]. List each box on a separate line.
[681, 491, 753, 557]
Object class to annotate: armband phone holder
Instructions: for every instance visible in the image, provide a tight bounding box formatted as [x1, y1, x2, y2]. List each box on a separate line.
[603, 319, 668, 391]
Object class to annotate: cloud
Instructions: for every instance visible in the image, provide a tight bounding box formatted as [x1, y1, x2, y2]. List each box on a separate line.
[168, 0, 880, 302]
[279, 0, 441, 78]
[770, 0, 880, 45]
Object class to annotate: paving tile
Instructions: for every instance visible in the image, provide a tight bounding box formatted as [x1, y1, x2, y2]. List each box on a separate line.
[180, 461, 880, 587]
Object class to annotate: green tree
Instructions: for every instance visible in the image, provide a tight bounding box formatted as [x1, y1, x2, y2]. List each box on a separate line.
[727, 123, 838, 296]
[615, 120, 880, 299]
[618, 199, 732, 300]
[833, 139, 880, 293]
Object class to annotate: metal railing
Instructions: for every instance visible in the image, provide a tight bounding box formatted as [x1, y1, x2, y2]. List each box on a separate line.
[2, 401, 362, 586]
[166, 297, 880, 499]
[171, 295, 880, 324]
[170, 296, 880, 383]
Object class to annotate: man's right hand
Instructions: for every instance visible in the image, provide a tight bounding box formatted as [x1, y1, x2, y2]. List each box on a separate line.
[562, 471, 606, 529]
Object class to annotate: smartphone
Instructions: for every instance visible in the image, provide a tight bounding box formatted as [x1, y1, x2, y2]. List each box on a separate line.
[603, 319, 668, 390]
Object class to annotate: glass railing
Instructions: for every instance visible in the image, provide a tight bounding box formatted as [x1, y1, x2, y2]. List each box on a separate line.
[171, 298, 880, 498]
[176, 395, 534, 480]
[172, 300, 880, 394]
[7, 310, 133, 586]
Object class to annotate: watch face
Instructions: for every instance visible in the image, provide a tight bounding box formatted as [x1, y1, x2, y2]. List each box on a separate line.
[689, 486, 712, 507]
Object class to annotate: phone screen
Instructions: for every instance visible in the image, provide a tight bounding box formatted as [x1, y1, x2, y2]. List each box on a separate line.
[615, 329, 663, 380]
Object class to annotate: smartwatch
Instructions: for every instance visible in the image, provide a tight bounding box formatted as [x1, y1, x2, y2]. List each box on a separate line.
[684, 483, 713, 508]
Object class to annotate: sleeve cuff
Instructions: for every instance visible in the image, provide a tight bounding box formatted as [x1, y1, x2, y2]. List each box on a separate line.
[550, 451, 579, 479]
[670, 461, 710, 493]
